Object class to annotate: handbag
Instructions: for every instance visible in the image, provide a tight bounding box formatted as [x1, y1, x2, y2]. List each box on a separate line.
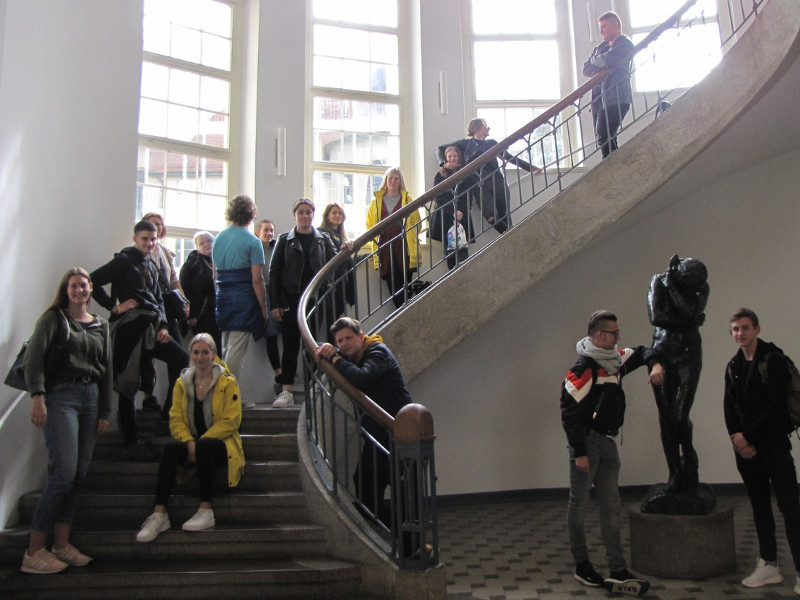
[4, 342, 29, 391]
[164, 288, 190, 324]
[4, 309, 70, 392]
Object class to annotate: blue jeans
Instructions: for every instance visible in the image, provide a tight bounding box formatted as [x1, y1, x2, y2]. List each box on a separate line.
[567, 428, 625, 571]
[30, 381, 99, 532]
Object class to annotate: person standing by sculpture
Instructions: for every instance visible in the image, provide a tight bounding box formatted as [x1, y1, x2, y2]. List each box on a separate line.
[583, 11, 634, 158]
[648, 255, 709, 494]
[724, 308, 800, 593]
[561, 310, 663, 595]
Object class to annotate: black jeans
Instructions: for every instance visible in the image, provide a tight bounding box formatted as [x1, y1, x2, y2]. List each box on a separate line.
[155, 438, 228, 506]
[593, 102, 630, 158]
[118, 336, 189, 446]
[276, 295, 317, 385]
[737, 445, 800, 570]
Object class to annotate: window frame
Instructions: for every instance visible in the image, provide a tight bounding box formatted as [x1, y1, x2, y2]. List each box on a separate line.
[306, 0, 411, 238]
[460, 0, 576, 170]
[617, 0, 723, 94]
[136, 0, 244, 257]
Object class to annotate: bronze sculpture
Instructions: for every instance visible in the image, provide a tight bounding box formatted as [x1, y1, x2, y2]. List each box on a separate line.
[642, 255, 715, 514]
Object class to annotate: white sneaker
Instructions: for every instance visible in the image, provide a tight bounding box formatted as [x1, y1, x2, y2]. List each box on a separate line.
[742, 558, 783, 588]
[794, 573, 800, 595]
[52, 543, 92, 566]
[136, 511, 170, 542]
[273, 390, 294, 408]
[182, 507, 215, 531]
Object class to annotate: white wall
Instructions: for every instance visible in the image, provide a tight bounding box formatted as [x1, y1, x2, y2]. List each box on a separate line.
[410, 146, 800, 495]
[0, 0, 143, 525]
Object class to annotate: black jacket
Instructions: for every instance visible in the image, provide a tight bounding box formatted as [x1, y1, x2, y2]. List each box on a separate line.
[724, 339, 792, 451]
[91, 246, 167, 329]
[583, 35, 634, 108]
[436, 137, 534, 173]
[268, 227, 337, 308]
[179, 250, 215, 324]
[561, 346, 658, 458]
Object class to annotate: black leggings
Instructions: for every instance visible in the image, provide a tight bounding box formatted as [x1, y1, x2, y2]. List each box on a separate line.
[155, 438, 228, 506]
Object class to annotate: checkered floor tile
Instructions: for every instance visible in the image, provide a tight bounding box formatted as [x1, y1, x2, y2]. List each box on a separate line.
[438, 492, 800, 599]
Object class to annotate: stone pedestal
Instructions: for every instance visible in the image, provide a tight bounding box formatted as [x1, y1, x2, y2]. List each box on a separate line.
[629, 504, 736, 578]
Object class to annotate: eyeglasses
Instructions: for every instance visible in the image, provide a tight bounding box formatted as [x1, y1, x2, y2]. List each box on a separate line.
[601, 330, 621, 338]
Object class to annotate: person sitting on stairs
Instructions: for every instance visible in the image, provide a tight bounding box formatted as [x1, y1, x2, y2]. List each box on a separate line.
[137, 333, 245, 542]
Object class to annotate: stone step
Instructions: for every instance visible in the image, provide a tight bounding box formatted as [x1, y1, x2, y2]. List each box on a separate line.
[93, 432, 298, 461]
[16, 491, 309, 527]
[0, 522, 328, 563]
[132, 406, 301, 436]
[83, 460, 301, 492]
[0, 557, 361, 600]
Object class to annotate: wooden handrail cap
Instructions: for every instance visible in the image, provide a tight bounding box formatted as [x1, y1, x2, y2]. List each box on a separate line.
[394, 404, 435, 442]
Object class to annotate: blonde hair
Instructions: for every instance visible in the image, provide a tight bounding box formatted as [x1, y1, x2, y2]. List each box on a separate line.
[378, 167, 407, 193]
[189, 332, 218, 359]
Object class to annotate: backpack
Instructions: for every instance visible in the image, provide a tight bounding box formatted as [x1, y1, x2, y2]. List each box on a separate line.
[757, 351, 800, 429]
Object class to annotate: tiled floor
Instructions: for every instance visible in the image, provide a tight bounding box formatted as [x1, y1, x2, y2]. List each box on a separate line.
[437, 491, 799, 599]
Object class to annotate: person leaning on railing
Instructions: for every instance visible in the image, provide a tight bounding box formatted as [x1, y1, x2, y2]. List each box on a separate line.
[313, 317, 412, 526]
[583, 11, 634, 159]
[437, 118, 541, 235]
[429, 145, 477, 270]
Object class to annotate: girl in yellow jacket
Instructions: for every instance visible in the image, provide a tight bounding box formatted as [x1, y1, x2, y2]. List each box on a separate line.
[364, 167, 421, 308]
[136, 333, 245, 542]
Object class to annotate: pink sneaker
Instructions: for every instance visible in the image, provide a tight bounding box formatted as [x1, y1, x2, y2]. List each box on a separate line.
[20, 548, 68, 574]
[52, 543, 93, 567]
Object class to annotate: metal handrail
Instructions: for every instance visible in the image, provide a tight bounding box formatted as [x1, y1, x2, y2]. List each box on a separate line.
[295, 0, 766, 567]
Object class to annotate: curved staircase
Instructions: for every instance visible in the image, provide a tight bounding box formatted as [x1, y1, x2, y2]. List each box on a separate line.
[0, 405, 376, 600]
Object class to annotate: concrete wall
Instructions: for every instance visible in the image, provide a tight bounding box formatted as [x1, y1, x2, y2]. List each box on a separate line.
[409, 145, 800, 494]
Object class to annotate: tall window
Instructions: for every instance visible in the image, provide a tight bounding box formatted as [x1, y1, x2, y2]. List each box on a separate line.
[137, 0, 241, 259]
[626, 0, 722, 92]
[465, 0, 571, 168]
[310, 0, 403, 239]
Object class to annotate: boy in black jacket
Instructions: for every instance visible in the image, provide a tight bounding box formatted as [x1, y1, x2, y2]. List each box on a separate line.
[561, 310, 663, 595]
[91, 220, 189, 460]
[725, 307, 800, 593]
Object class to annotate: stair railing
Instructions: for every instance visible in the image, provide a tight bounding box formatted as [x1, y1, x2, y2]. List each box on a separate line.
[295, 0, 766, 568]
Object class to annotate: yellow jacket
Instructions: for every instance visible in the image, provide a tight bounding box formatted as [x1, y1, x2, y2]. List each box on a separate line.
[170, 361, 245, 487]
[365, 188, 421, 270]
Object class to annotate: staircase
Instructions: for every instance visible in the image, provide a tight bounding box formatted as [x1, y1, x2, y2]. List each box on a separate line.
[0, 405, 375, 599]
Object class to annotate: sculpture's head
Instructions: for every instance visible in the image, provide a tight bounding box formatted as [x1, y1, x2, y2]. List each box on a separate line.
[676, 257, 708, 288]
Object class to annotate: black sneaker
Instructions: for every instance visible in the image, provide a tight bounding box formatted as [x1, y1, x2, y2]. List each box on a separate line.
[142, 395, 160, 411]
[122, 439, 159, 461]
[574, 561, 604, 587]
[604, 569, 650, 596]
